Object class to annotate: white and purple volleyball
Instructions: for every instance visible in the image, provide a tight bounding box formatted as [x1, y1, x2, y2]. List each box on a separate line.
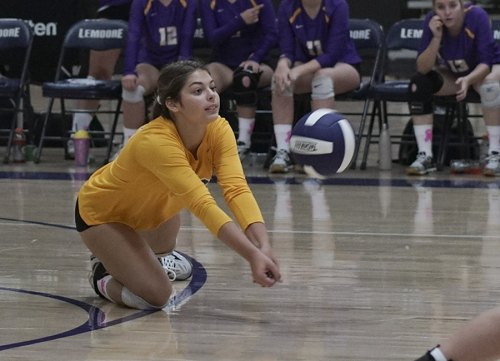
[290, 109, 356, 178]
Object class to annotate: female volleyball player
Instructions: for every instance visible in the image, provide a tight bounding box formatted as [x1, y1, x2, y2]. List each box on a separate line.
[415, 305, 500, 361]
[406, 0, 500, 176]
[199, 0, 278, 161]
[120, 0, 197, 148]
[75, 60, 281, 310]
[269, 0, 361, 173]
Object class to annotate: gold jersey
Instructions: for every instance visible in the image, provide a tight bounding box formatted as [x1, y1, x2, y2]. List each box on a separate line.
[78, 116, 263, 235]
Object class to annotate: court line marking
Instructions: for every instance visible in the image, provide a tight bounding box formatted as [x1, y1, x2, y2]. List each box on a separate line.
[0, 217, 207, 351]
[1, 170, 499, 189]
[0, 258, 206, 351]
[1, 218, 498, 241]
[184, 226, 500, 240]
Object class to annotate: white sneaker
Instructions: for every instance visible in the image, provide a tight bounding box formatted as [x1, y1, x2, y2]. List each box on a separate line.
[158, 250, 193, 281]
[406, 152, 436, 175]
[269, 149, 293, 173]
[484, 151, 500, 177]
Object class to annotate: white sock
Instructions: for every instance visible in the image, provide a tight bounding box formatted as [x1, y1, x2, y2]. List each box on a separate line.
[123, 127, 137, 145]
[414, 124, 433, 157]
[430, 346, 448, 361]
[72, 113, 93, 133]
[237, 117, 255, 146]
[486, 125, 500, 154]
[121, 287, 160, 310]
[96, 275, 114, 302]
[274, 124, 292, 151]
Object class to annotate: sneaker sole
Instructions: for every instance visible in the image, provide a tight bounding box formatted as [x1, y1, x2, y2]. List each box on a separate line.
[483, 169, 498, 177]
[269, 165, 291, 174]
[406, 166, 437, 175]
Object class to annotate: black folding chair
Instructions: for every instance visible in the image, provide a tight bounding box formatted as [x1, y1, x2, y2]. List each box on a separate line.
[0, 18, 33, 163]
[358, 18, 424, 170]
[34, 19, 128, 164]
[340, 18, 385, 169]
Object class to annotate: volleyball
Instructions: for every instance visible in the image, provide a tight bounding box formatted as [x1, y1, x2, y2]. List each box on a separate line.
[290, 109, 356, 178]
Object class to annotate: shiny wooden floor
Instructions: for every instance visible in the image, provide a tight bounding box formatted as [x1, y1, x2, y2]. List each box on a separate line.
[1, 144, 499, 361]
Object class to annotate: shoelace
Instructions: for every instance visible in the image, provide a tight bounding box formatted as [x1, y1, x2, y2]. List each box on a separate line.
[486, 152, 500, 163]
[275, 149, 289, 161]
[161, 257, 178, 281]
[415, 152, 428, 162]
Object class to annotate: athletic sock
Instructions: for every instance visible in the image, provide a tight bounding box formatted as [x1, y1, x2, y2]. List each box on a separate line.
[486, 125, 500, 154]
[123, 127, 137, 145]
[273, 124, 292, 151]
[414, 124, 433, 157]
[72, 113, 93, 132]
[237, 117, 255, 146]
[96, 275, 114, 302]
[429, 346, 448, 361]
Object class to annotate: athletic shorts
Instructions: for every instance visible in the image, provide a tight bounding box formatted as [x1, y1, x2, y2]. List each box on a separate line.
[97, 3, 131, 21]
[75, 199, 92, 232]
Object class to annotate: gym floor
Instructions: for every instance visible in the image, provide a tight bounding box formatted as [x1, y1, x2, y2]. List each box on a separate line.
[0, 89, 499, 360]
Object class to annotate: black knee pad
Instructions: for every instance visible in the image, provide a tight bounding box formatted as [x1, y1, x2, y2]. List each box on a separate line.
[232, 66, 262, 106]
[408, 71, 443, 115]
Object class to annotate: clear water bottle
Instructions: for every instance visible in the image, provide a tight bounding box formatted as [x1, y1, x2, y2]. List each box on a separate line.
[479, 134, 489, 160]
[378, 123, 392, 170]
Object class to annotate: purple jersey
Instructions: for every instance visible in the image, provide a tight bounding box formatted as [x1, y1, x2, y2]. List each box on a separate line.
[199, 0, 278, 68]
[124, 0, 197, 75]
[276, 0, 360, 67]
[419, 4, 500, 76]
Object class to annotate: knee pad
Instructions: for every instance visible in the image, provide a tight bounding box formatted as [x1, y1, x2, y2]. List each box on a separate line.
[122, 85, 145, 103]
[271, 76, 294, 97]
[479, 80, 500, 108]
[232, 66, 261, 106]
[121, 287, 167, 310]
[311, 75, 334, 100]
[408, 71, 443, 115]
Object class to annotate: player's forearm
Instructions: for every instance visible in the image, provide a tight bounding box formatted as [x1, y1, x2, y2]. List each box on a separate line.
[218, 222, 261, 262]
[417, 37, 441, 74]
[244, 222, 271, 249]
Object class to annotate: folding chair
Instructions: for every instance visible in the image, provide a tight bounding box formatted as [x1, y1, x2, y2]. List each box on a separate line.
[358, 18, 424, 170]
[34, 19, 128, 164]
[0, 18, 33, 163]
[432, 88, 481, 170]
[340, 18, 385, 169]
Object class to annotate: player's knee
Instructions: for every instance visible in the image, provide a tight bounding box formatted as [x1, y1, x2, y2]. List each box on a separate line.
[310, 75, 334, 100]
[122, 85, 145, 103]
[271, 76, 293, 97]
[408, 71, 443, 115]
[479, 80, 500, 108]
[232, 66, 261, 106]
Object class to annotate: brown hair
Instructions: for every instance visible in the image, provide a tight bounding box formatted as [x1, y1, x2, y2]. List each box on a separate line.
[432, 0, 464, 7]
[151, 60, 209, 119]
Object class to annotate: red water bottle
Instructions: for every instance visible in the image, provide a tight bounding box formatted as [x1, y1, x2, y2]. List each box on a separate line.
[13, 128, 26, 163]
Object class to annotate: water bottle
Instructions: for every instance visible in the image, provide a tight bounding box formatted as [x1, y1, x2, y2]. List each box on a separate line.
[73, 129, 90, 167]
[13, 128, 26, 163]
[378, 123, 392, 170]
